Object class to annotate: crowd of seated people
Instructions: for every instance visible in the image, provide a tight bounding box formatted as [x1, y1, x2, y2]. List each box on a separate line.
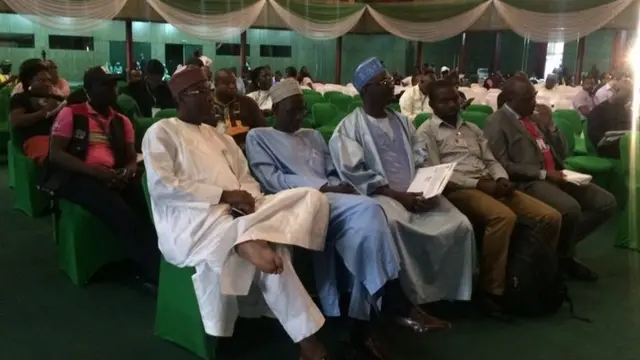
[4, 53, 626, 360]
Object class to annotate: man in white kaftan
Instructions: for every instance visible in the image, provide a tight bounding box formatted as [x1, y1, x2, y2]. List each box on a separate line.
[329, 57, 475, 305]
[142, 68, 332, 358]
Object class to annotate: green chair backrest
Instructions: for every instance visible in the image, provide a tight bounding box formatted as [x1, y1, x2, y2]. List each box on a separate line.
[552, 115, 576, 156]
[154, 108, 178, 120]
[117, 93, 142, 120]
[348, 100, 363, 113]
[304, 94, 326, 120]
[461, 111, 488, 129]
[353, 94, 362, 101]
[466, 104, 493, 115]
[582, 120, 598, 155]
[554, 109, 582, 135]
[388, 103, 401, 112]
[323, 91, 343, 101]
[328, 93, 353, 113]
[312, 103, 341, 127]
[414, 112, 432, 129]
[618, 132, 640, 181]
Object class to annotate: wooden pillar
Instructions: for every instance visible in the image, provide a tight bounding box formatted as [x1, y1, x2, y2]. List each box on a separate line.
[416, 41, 423, 68]
[575, 37, 586, 84]
[125, 19, 133, 80]
[458, 32, 468, 74]
[491, 31, 502, 73]
[335, 36, 343, 84]
[611, 29, 628, 71]
[240, 31, 247, 70]
[533, 41, 548, 78]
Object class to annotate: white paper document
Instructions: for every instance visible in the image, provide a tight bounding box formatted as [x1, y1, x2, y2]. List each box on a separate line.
[562, 169, 592, 186]
[407, 163, 457, 199]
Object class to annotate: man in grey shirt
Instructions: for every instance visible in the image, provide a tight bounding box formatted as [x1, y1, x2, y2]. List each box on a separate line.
[417, 80, 562, 316]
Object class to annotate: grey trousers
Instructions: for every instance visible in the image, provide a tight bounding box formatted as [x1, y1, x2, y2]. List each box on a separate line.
[518, 180, 616, 258]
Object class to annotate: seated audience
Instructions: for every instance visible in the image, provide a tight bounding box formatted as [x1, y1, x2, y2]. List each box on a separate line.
[573, 77, 597, 118]
[9, 59, 65, 163]
[11, 60, 69, 98]
[48, 66, 159, 283]
[246, 66, 274, 113]
[330, 57, 475, 312]
[399, 73, 436, 121]
[417, 80, 561, 316]
[587, 78, 633, 159]
[484, 76, 617, 281]
[212, 68, 266, 148]
[142, 67, 333, 360]
[246, 79, 447, 356]
[119, 59, 175, 117]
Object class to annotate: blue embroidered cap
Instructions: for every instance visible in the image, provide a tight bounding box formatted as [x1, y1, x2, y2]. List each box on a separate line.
[353, 57, 385, 92]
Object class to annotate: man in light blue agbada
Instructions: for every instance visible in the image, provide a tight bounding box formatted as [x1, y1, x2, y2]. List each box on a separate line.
[329, 57, 475, 309]
[246, 79, 448, 357]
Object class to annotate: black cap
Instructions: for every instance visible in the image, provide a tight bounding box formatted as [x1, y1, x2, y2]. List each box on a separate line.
[83, 66, 118, 90]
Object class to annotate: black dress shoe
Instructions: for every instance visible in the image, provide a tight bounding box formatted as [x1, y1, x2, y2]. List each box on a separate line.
[562, 258, 598, 282]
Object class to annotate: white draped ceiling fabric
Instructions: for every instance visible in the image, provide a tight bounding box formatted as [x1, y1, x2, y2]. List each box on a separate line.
[493, 0, 636, 42]
[4, 0, 635, 43]
[2, 0, 128, 32]
[269, 0, 366, 40]
[367, 1, 493, 42]
[145, 0, 267, 40]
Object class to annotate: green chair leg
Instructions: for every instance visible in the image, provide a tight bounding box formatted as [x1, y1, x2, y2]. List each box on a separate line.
[7, 140, 15, 188]
[154, 259, 216, 360]
[55, 200, 128, 286]
[12, 151, 48, 216]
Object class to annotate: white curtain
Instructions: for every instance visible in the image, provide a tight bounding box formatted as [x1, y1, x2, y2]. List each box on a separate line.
[493, 0, 636, 42]
[145, 0, 266, 40]
[366, 1, 492, 42]
[268, 0, 365, 40]
[2, 0, 128, 32]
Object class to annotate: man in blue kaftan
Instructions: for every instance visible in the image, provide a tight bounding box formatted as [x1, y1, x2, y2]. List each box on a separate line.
[246, 79, 449, 358]
[329, 57, 475, 307]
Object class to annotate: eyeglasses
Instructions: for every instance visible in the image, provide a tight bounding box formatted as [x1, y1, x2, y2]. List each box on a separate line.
[183, 88, 210, 96]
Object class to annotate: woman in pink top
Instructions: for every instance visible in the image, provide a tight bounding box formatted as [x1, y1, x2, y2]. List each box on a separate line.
[11, 60, 70, 98]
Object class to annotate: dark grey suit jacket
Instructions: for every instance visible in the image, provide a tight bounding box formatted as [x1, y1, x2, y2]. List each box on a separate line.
[483, 107, 565, 182]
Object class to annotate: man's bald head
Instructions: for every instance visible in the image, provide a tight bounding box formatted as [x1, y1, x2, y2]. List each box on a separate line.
[502, 76, 537, 117]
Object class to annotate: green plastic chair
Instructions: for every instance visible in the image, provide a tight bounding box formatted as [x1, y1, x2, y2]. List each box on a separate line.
[615, 133, 640, 250]
[554, 109, 586, 155]
[461, 111, 488, 129]
[327, 93, 353, 113]
[8, 125, 49, 216]
[554, 117, 615, 181]
[347, 100, 363, 113]
[132, 117, 156, 146]
[303, 95, 325, 127]
[312, 103, 343, 128]
[414, 113, 432, 129]
[316, 125, 336, 143]
[466, 104, 493, 115]
[55, 199, 128, 286]
[141, 174, 216, 360]
[322, 91, 343, 101]
[388, 103, 401, 112]
[117, 93, 142, 121]
[352, 94, 362, 101]
[7, 140, 14, 188]
[153, 108, 178, 120]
